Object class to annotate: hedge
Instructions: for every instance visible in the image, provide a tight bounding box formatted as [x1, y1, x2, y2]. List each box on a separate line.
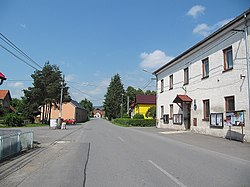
[113, 118, 156, 127]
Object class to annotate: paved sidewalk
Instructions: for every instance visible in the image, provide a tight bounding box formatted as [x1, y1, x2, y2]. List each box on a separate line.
[130, 127, 250, 162]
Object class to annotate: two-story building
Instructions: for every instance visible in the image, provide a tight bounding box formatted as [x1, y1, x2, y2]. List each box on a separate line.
[154, 9, 250, 142]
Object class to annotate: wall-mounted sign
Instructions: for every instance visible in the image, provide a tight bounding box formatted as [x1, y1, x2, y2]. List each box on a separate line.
[226, 111, 245, 126]
[210, 113, 223, 128]
[173, 114, 182, 125]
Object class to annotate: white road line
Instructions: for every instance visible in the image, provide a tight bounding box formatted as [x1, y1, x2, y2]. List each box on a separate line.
[118, 136, 125, 142]
[148, 160, 187, 187]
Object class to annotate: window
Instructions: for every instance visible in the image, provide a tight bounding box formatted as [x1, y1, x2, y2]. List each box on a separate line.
[202, 58, 209, 78]
[184, 67, 189, 85]
[160, 106, 164, 119]
[170, 104, 173, 119]
[160, 79, 164, 93]
[169, 74, 173, 90]
[225, 96, 235, 112]
[203, 99, 210, 120]
[223, 46, 233, 71]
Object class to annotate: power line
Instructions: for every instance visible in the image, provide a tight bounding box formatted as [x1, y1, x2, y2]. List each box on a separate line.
[0, 32, 42, 69]
[0, 44, 39, 71]
[67, 82, 102, 101]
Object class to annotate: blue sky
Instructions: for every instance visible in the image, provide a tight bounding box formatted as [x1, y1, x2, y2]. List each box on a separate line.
[0, 0, 249, 106]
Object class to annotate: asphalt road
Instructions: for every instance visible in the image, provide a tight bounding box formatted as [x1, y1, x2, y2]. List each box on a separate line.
[1, 118, 250, 187]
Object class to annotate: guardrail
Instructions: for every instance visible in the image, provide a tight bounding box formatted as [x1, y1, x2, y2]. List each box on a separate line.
[0, 131, 34, 161]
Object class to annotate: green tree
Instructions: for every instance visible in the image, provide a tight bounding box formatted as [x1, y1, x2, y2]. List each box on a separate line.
[103, 74, 125, 120]
[146, 106, 156, 119]
[80, 98, 94, 115]
[23, 62, 71, 123]
[145, 90, 156, 95]
[11, 98, 24, 114]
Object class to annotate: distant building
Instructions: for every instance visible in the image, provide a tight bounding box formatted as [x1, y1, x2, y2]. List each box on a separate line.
[131, 95, 156, 119]
[154, 9, 250, 142]
[49, 100, 88, 123]
[0, 90, 14, 112]
[92, 106, 105, 118]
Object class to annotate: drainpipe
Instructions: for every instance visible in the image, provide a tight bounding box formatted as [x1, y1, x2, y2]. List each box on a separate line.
[244, 14, 250, 121]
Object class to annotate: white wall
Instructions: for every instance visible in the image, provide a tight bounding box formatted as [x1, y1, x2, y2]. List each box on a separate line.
[156, 19, 250, 141]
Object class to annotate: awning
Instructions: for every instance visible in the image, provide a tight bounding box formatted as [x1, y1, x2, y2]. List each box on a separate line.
[173, 95, 192, 110]
[173, 95, 192, 103]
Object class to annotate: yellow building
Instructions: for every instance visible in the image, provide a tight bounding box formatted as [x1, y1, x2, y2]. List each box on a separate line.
[133, 95, 156, 119]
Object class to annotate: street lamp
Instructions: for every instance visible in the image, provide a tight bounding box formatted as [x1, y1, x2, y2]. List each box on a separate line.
[0, 72, 7, 85]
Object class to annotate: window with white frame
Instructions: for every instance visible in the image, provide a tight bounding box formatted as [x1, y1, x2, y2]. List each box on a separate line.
[169, 74, 173, 90]
[170, 104, 173, 119]
[160, 105, 164, 119]
[203, 99, 210, 121]
[202, 57, 209, 78]
[223, 46, 233, 71]
[184, 67, 189, 85]
[160, 79, 164, 93]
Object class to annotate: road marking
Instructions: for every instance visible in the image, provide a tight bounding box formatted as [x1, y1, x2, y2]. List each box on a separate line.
[148, 160, 187, 187]
[159, 131, 189, 135]
[118, 136, 125, 142]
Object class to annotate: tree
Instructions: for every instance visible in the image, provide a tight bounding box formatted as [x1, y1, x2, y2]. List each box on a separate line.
[80, 98, 94, 115]
[103, 74, 125, 120]
[145, 90, 156, 95]
[23, 62, 71, 123]
[11, 98, 24, 114]
[146, 106, 156, 119]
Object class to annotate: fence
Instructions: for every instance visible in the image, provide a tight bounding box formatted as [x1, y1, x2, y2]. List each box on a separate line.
[0, 131, 34, 161]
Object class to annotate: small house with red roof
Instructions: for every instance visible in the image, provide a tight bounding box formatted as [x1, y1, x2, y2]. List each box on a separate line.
[131, 95, 156, 119]
[0, 90, 12, 112]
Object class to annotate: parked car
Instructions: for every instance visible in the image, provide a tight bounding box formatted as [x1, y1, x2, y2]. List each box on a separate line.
[65, 119, 76, 125]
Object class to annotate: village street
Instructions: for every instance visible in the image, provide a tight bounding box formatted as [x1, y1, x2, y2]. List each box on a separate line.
[1, 118, 250, 187]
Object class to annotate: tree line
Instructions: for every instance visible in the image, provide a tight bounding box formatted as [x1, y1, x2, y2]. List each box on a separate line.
[103, 74, 156, 120]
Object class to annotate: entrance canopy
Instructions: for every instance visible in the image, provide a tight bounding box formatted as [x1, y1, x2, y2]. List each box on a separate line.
[173, 95, 192, 110]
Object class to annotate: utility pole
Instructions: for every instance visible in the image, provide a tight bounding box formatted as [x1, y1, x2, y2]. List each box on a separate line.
[127, 95, 129, 114]
[58, 74, 64, 128]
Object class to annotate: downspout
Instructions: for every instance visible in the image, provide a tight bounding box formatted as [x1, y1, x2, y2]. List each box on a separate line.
[244, 13, 250, 122]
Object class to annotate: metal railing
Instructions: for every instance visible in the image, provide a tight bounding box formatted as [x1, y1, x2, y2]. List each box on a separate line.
[0, 131, 34, 161]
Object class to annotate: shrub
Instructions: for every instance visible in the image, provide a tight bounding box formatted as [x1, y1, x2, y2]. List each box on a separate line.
[4, 113, 24, 127]
[122, 113, 130, 118]
[133, 113, 144, 119]
[113, 118, 156, 127]
[146, 106, 156, 119]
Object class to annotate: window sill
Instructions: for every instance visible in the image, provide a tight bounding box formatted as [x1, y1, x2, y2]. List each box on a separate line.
[202, 118, 209, 121]
[223, 67, 233, 73]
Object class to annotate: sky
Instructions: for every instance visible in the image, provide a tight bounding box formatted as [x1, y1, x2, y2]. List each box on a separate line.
[0, 0, 249, 106]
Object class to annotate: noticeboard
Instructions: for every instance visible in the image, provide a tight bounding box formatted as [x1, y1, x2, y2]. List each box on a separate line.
[173, 114, 182, 125]
[226, 111, 245, 126]
[210, 113, 223, 128]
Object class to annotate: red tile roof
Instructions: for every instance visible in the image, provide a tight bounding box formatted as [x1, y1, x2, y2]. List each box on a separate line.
[136, 95, 156, 105]
[0, 90, 9, 100]
[173, 95, 192, 103]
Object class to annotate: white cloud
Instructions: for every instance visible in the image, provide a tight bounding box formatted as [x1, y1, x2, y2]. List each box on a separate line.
[193, 18, 232, 37]
[187, 5, 205, 18]
[65, 74, 77, 82]
[140, 50, 174, 70]
[8, 81, 24, 87]
[20, 23, 27, 29]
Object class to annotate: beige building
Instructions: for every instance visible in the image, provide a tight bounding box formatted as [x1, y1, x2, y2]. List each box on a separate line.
[50, 100, 88, 123]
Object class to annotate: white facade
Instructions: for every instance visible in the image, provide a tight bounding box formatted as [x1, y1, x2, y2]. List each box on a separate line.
[154, 10, 250, 142]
